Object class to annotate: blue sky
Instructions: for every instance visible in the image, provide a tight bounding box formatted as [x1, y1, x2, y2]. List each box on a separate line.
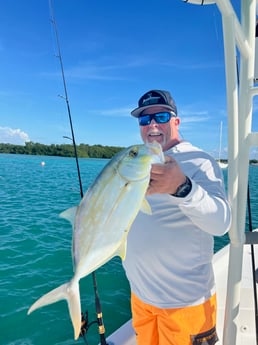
[1, 0, 256, 159]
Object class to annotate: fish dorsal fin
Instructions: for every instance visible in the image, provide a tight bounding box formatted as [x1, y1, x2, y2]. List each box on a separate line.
[140, 198, 152, 215]
[60, 206, 78, 224]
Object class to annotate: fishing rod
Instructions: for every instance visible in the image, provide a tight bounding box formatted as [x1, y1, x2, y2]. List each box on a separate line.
[49, 1, 108, 344]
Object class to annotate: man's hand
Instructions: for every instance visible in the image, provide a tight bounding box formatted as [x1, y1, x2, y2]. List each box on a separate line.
[147, 155, 186, 195]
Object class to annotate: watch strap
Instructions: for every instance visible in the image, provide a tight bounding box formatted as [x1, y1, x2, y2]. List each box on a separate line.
[171, 176, 192, 198]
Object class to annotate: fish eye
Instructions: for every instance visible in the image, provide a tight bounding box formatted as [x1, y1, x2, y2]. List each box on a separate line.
[129, 147, 138, 158]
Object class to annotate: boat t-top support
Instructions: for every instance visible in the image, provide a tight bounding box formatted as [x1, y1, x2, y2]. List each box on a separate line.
[182, 1, 258, 344]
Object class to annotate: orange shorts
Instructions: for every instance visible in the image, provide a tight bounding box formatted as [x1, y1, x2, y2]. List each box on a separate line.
[131, 293, 218, 345]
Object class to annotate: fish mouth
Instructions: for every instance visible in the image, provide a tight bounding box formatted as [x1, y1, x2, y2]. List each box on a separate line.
[145, 141, 165, 164]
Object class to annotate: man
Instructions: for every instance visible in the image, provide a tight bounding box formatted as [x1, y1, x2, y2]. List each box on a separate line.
[123, 90, 231, 345]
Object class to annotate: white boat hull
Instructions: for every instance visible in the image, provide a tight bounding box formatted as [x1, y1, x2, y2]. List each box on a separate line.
[105, 243, 258, 345]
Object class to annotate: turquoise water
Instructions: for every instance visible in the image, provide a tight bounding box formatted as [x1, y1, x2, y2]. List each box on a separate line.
[0, 154, 257, 345]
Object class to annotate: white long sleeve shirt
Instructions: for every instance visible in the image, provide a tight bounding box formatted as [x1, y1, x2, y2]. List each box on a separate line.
[123, 141, 231, 308]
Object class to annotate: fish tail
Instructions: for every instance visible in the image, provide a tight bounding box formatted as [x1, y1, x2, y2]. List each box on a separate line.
[27, 280, 82, 340]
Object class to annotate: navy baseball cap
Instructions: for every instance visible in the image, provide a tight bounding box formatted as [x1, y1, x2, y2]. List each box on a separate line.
[131, 90, 177, 117]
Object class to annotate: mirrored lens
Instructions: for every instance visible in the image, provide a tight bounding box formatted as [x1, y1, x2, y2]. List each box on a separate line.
[138, 112, 172, 126]
[155, 113, 171, 123]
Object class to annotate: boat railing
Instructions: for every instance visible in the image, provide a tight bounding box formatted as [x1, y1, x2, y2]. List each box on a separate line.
[183, 1, 258, 344]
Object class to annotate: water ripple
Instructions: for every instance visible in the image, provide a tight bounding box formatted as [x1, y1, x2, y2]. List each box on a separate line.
[1, 155, 257, 344]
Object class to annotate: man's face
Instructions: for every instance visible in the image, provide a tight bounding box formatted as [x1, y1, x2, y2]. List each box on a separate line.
[139, 106, 180, 151]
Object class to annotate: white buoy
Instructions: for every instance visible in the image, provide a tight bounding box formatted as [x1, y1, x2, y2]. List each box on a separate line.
[40, 161, 46, 166]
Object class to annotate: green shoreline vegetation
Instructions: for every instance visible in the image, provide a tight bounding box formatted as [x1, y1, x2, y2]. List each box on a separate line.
[1, 142, 258, 164]
[0, 142, 124, 159]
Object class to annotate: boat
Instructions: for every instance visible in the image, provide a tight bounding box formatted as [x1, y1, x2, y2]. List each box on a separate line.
[104, 1, 258, 344]
[105, 243, 258, 345]
[218, 161, 228, 169]
[218, 121, 228, 169]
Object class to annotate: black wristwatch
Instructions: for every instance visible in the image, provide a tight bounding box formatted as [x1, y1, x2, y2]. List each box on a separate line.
[171, 176, 192, 198]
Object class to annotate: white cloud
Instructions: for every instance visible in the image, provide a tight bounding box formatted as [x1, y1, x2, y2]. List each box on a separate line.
[0, 126, 30, 145]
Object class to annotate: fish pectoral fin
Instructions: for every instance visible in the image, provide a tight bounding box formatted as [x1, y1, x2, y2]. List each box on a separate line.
[60, 206, 78, 224]
[117, 236, 127, 261]
[140, 198, 152, 215]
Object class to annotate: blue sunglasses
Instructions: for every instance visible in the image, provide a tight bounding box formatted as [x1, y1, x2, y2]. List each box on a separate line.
[138, 112, 175, 126]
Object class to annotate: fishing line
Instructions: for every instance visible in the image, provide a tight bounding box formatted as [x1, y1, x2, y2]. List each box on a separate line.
[48, 1, 108, 344]
[49, 2, 83, 199]
[213, 9, 219, 42]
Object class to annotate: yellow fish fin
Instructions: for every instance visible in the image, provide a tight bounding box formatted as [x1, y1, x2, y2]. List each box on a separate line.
[118, 233, 128, 261]
[140, 198, 152, 215]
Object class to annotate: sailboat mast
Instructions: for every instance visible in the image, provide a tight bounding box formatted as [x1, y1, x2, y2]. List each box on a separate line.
[219, 121, 223, 162]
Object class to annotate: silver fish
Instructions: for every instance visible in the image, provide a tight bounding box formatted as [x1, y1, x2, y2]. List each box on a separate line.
[28, 142, 164, 339]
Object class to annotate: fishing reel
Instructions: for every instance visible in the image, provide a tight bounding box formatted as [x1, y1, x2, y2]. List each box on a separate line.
[80, 311, 97, 338]
[80, 311, 109, 345]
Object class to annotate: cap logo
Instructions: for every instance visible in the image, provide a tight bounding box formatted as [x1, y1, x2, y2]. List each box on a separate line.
[131, 89, 177, 117]
[141, 93, 163, 106]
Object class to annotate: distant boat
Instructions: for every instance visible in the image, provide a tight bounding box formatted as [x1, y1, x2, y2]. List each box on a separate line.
[218, 161, 228, 169]
[218, 121, 228, 169]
